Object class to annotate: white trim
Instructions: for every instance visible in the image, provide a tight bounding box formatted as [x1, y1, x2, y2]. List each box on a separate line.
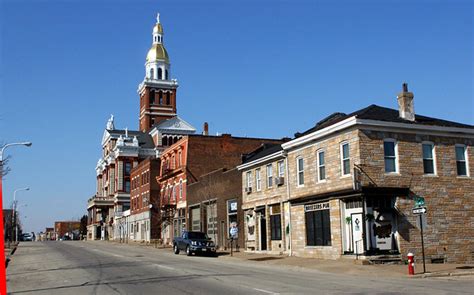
[340, 142, 351, 177]
[246, 171, 253, 190]
[282, 116, 474, 152]
[296, 156, 304, 187]
[256, 168, 262, 192]
[383, 138, 399, 174]
[455, 144, 470, 177]
[237, 150, 284, 170]
[421, 141, 437, 175]
[266, 164, 273, 188]
[317, 149, 326, 182]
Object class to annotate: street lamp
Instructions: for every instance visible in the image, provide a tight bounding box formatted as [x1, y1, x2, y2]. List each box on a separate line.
[13, 188, 29, 243]
[0, 141, 32, 295]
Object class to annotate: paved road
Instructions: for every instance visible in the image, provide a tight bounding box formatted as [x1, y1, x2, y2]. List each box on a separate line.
[7, 241, 473, 294]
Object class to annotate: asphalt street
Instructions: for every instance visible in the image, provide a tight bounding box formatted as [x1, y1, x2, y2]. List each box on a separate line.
[6, 241, 473, 294]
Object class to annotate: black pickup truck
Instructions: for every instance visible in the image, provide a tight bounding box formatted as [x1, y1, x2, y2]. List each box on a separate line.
[173, 231, 216, 256]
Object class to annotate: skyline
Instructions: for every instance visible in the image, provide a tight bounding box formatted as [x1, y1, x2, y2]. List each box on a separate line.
[1, 0, 473, 233]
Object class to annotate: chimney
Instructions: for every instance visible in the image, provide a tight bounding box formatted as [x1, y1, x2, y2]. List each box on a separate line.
[397, 83, 415, 121]
[203, 122, 209, 136]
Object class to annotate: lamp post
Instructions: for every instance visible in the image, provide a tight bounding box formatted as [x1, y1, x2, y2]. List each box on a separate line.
[0, 142, 32, 295]
[13, 188, 29, 243]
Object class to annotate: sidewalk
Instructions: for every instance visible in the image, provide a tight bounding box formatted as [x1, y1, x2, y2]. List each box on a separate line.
[4, 242, 18, 267]
[216, 250, 474, 279]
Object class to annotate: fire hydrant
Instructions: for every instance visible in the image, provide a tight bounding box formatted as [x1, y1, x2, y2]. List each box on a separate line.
[407, 252, 415, 275]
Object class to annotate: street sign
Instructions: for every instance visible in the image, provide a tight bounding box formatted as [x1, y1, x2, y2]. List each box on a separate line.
[414, 196, 425, 207]
[412, 206, 427, 214]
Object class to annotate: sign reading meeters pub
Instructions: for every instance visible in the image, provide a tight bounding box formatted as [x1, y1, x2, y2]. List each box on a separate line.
[305, 202, 330, 212]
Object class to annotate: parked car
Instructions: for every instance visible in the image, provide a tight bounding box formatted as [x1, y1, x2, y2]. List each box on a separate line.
[21, 233, 33, 242]
[173, 231, 216, 256]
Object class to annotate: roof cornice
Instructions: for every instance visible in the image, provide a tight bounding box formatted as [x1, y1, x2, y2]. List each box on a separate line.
[237, 150, 285, 171]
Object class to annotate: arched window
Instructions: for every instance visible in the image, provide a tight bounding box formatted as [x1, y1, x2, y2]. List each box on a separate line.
[159, 91, 163, 104]
[150, 68, 154, 79]
[158, 68, 163, 80]
[162, 136, 168, 146]
[149, 90, 155, 104]
[165, 70, 169, 80]
[166, 92, 171, 105]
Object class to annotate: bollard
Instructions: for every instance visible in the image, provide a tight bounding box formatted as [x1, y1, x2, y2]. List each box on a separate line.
[407, 252, 415, 275]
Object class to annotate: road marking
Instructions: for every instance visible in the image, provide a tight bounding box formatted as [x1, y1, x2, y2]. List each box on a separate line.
[155, 264, 175, 271]
[252, 288, 280, 295]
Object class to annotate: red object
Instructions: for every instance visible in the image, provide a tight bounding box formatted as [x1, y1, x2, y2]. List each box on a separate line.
[0, 176, 7, 294]
[407, 253, 415, 275]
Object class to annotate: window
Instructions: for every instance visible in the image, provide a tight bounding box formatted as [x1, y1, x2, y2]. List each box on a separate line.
[166, 92, 171, 105]
[422, 143, 435, 175]
[455, 145, 468, 176]
[297, 157, 304, 186]
[158, 68, 163, 80]
[277, 160, 285, 178]
[317, 150, 325, 181]
[267, 164, 273, 188]
[165, 69, 169, 80]
[178, 151, 182, 167]
[246, 171, 252, 189]
[159, 91, 163, 105]
[150, 68, 154, 79]
[172, 185, 176, 201]
[149, 90, 155, 104]
[179, 180, 183, 199]
[256, 169, 261, 191]
[125, 180, 130, 193]
[124, 162, 132, 176]
[341, 143, 350, 176]
[384, 140, 397, 173]
[270, 214, 282, 240]
[305, 208, 331, 246]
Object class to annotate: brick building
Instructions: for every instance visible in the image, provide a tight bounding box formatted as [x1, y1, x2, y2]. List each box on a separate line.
[55, 221, 81, 239]
[158, 134, 282, 245]
[128, 158, 161, 243]
[240, 84, 473, 263]
[187, 168, 244, 250]
[87, 13, 195, 241]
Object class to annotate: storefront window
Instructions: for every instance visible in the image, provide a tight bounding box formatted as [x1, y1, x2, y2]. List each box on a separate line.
[305, 203, 331, 246]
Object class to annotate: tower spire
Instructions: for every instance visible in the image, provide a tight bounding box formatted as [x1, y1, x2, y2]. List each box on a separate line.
[156, 12, 160, 24]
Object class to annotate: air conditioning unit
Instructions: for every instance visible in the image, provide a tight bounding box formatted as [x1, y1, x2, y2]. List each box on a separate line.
[276, 177, 285, 186]
[245, 187, 252, 194]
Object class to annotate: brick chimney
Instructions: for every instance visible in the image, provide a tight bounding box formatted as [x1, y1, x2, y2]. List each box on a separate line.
[203, 122, 209, 136]
[397, 83, 415, 121]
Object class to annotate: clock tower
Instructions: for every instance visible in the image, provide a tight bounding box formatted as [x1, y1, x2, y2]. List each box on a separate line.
[138, 13, 178, 132]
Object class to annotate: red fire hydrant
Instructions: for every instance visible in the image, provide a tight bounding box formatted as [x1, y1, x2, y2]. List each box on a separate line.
[407, 253, 415, 275]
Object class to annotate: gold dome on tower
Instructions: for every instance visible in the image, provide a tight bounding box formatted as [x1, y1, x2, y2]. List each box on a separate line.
[146, 43, 169, 63]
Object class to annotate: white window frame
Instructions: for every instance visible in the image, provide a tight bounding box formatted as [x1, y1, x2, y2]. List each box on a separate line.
[340, 142, 351, 177]
[277, 160, 285, 178]
[256, 168, 261, 191]
[246, 171, 253, 189]
[383, 138, 399, 174]
[317, 150, 326, 182]
[297, 156, 304, 187]
[267, 164, 273, 188]
[455, 144, 469, 177]
[422, 142, 437, 175]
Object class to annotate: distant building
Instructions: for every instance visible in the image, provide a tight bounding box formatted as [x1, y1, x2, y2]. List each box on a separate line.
[55, 221, 81, 239]
[87, 13, 195, 241]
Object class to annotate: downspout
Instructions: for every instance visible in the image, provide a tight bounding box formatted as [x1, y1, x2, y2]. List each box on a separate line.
[284, 151, 292, 257]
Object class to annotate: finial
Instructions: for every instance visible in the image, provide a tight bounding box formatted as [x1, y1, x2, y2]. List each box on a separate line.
[156, 12, 160, 24]
[106, 114, 115, 130]
[402, 82, 408, 93]
[125, 127, 129, 138]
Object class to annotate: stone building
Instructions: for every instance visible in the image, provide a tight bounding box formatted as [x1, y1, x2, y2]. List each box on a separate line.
[238, 144, 290, 254]
[158, 134, 283, 245]
[187, 168, 244, 250]
[239, 84, 473, 263]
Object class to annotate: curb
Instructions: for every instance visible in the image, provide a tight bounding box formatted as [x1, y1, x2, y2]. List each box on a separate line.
[413, 271, 474, 278]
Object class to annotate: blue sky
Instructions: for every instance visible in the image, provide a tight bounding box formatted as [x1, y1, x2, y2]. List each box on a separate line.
[1, 0, 472, 233]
